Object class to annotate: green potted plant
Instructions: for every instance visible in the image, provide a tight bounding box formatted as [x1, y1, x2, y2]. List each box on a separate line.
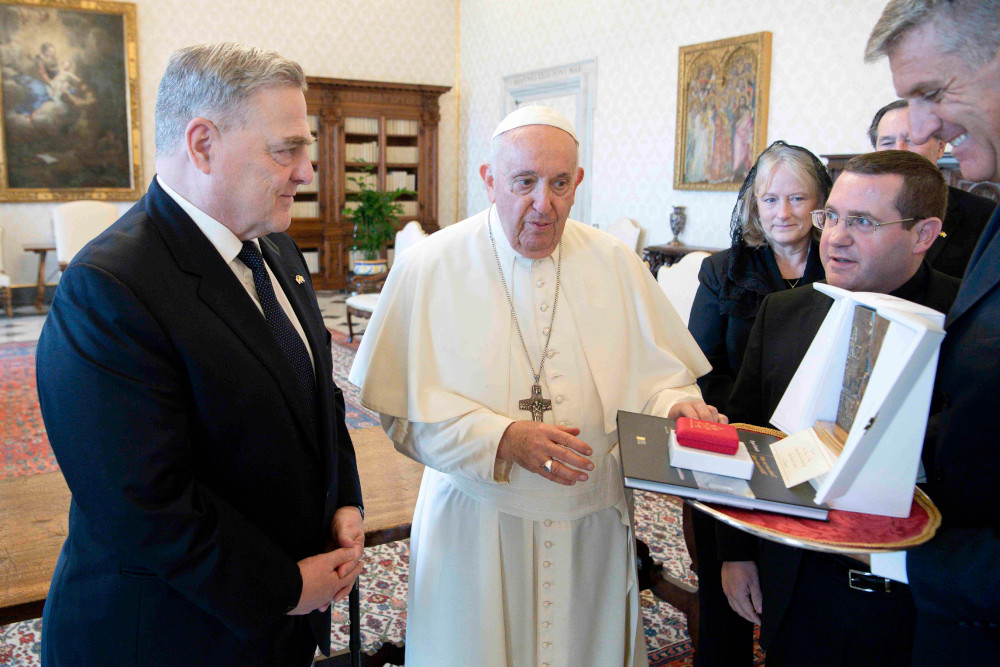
[343, 167, 413, 275]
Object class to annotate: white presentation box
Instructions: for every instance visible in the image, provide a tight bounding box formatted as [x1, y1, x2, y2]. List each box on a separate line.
[770, 284, 946, 517]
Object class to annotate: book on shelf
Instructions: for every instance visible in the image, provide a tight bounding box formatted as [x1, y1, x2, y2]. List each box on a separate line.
[290, 201, 319, 218]
[296, 178, 318, 194]
[617, 410, 830, 520]
[301, 249, 320, 274]
[345, 117, 379, 134]
[346, 141, 379, 163]
[386, 118, 419, 136]
[345, 171, 378, 193]
[386, 170, 416, 191]
[386, 145, 419, 163]
[397, 201, 419, 217]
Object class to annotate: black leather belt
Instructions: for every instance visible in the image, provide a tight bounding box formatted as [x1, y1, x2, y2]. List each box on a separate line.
[848, 568, 894, 593]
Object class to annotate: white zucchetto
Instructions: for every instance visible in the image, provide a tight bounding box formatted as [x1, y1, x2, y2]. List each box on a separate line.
[491, 105, 579, 143]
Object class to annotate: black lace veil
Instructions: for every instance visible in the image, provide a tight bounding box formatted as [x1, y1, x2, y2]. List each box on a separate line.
[717, 140, 833, 318]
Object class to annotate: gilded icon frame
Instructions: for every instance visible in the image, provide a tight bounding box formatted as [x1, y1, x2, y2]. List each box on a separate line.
[673, 31, 771, 191]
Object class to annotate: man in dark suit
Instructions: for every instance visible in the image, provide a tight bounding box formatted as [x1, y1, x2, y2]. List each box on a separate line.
[718, 151, 960, 666]
[36, 43, 364, 666]
[868, 98, 996, 278]
[866, 1, 1000, 663]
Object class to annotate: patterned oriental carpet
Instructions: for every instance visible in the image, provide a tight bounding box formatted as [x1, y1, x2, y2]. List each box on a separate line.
[0, 336, 764, 666]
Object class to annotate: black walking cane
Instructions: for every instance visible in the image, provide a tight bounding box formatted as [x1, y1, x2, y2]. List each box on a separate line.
[349, 580, 361, 667]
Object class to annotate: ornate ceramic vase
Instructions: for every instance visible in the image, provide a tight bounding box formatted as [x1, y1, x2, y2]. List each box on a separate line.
[353, 258, 388, 275]
[669, 206, 687, 246]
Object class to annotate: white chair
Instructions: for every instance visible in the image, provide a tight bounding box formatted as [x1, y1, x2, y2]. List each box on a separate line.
[345, 222, 428, 341]
[657, 251, 711, 326]
[606, 217, 641, 254]
[0, 227, 12, 317]
[389, 220, 429, 266]
[53, 201, 118, 270]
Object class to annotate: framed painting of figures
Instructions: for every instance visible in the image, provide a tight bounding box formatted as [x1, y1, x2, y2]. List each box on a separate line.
[0, 0, 142, 201]
[674, 31, 771, 191]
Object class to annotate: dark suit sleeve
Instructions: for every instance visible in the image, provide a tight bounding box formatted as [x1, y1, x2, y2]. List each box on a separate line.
[329, 382, 364, 512]
[36, 263, 302, 638]
[688, 256, 735, 408]
[724, 294, 769, 427]
[282, 237, 363, 517]
[907, 528, 1000, 625]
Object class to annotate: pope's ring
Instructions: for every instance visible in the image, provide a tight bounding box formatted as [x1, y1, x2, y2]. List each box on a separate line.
[543, 458, 554, 473]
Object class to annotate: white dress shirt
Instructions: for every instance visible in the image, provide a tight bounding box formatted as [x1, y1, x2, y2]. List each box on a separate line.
[156, 175, 314, 371]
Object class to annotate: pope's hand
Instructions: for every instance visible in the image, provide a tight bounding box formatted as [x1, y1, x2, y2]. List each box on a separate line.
[668, 399, 729, 424]
[497, 421, 595, 485]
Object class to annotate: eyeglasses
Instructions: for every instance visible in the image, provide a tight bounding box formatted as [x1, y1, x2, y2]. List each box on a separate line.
[810, 209, 914, 235]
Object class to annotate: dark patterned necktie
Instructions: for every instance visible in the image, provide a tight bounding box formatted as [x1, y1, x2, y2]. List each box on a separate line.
[237, 241, 317, 423]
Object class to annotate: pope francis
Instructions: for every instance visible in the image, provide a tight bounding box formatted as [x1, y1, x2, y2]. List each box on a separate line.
[350, 106, 722, 666]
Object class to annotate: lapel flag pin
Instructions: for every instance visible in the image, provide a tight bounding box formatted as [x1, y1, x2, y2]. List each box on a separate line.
[295, 275, 305, 284]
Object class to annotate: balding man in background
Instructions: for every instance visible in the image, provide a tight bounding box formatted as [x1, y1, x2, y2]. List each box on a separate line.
[868, 98, 996, 278]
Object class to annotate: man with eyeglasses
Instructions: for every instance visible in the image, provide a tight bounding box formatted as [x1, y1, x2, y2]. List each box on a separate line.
[868, 99, 996, 279]
[715, 150, 960, 667]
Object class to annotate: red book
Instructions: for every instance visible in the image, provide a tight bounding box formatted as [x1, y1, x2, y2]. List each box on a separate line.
[674, 417, 739, 455]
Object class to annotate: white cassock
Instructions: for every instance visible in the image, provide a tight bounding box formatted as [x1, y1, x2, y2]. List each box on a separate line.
[349, 207, 710, 667]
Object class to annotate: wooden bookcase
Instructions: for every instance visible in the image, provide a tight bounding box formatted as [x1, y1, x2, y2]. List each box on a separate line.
[289, 77, 451, 290]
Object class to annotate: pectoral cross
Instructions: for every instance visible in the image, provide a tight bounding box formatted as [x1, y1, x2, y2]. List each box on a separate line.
[519, 383, 552, 422]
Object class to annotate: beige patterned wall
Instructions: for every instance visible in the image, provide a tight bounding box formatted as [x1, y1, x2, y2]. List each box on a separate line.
[458, 0, 897, 250]
[1, 0, 457, 284]
[2, 0, 905, 286]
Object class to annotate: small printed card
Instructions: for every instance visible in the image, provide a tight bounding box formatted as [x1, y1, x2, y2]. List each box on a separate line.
[770, 429, 839, 489]
[675, 417, 740, 455]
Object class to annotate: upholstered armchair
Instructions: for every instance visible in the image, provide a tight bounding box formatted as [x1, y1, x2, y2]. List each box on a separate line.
[656, 251, 710, 325]
[53, 201, 118, 271]
[606, 217, 642, 253]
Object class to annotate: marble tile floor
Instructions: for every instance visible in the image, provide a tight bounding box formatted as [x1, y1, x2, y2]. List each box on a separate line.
[0, 306, 47, 344]
[315, 290, 363, 338]
[1, 291, 357, 346]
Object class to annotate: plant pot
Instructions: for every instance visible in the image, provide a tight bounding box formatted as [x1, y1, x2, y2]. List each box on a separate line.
[353, 258, 388, 275]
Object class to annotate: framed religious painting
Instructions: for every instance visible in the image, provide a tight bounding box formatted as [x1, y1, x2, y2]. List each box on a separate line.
[674, 31, 771, 191]
[0, 0, 143, 201]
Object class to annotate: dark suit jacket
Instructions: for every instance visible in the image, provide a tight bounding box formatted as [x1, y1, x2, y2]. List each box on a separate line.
[718, 263, 960, 649]
[688, 240, 824, 408]
[926, 185, 996, 279]
[907, 206, 1000, 665]
[36, 178, 363, 666]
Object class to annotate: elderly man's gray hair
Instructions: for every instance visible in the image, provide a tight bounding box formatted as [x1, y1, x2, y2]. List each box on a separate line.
[866, 0, 1000, 67]
[154, 42, 306, 157]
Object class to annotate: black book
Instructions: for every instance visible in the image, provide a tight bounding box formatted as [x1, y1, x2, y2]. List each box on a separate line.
[617, 410, 829, 520]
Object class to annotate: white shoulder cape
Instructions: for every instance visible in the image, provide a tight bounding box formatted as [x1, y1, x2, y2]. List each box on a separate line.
[348, 208, 711, 434]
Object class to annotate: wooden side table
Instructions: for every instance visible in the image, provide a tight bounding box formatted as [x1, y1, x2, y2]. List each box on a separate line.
[643, 243, 721, 275]
[22, 243, 56, 312]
